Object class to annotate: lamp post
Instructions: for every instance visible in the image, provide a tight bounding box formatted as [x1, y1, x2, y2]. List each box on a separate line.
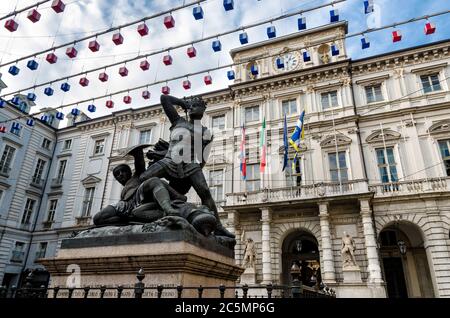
[290, 262, 302, 298]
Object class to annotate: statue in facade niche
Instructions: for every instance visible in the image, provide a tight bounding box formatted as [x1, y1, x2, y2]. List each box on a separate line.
[242, 238, 257, 269]
[88, 94, 235, 247]
[341, 231, 358, 269]
[320, 53, 330, 64]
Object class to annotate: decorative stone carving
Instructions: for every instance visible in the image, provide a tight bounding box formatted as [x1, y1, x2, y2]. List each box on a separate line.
[320, 134, 352, 148]
[341, 231, 358, 269]
[365, 129, 401, 144]
[242, 238, 257, 270]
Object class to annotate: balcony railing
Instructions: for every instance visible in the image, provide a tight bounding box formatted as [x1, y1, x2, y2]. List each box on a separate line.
[50, 177, 64, 188]
[369, 177, 450, 197]
[30, 177, 44, 188]
[225, 180, 369, 206]
[10, 251, 25, 263]
[42, 221, 54, 230]
[0, 166, 11, 177]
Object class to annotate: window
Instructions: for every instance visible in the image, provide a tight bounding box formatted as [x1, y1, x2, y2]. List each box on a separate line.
[63, 139, 72, 150]
[365, 84, 384, 103]
[246, 164, 260, 192]
[81, 187, 95, 217]
[421, 73, 442, 93]
[35, 242, 48, 260]
[285, 157, 302, 187]
[11, 242, 25, 263]
[93, 139, 105, 155]
[376, 147, 398, 183]
[55, 160, 67, 184]
[139, 129, 152, 145]
[321, 91, 339, 110]
[282, 99, 298, 115]
[212, 115, 225, 130]
[0, 145, 16, 175]
[21, 199, 36, 225]
[32, 159, 46, 186]
[209, 170, 224, 202]
[438, 140, 450, 176]
[46, 199, 58, 222]
[47, 115, 55, 126]
[328, 151, 348, 182]
[244, 106, 259, 123]
[42, 138, 52, 150]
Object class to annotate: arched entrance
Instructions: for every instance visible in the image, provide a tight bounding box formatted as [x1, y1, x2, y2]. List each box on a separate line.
[281, 230, 321, 288]
[379, 222, 434, 298]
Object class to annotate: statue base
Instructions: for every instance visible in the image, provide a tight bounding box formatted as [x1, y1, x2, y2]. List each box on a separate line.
[331, 267, 387, 298]
[239, 267, 257, 285]
[38, 230, 243, 298]
[342, 266, 362, 283]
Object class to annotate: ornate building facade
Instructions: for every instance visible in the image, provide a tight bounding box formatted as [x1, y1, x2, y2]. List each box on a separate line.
[1, 22, 450, 297]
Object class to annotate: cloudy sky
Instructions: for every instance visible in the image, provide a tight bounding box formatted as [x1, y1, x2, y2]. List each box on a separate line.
[0, 0, 449, 125]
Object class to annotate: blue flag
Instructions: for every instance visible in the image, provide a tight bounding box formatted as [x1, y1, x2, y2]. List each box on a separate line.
[282, 114, 288, 171]
[289, 111, 305, 152]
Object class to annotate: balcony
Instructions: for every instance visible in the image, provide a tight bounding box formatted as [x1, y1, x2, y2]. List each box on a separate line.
[0, 166, 11, 178]
[225, 180, 370, 207]
[30, 177, 44, 189]
[369, 177, 450, 198]
[42, 220, 54, 230]
[50, 176, 64, 188]
[10, 251, 25, 263]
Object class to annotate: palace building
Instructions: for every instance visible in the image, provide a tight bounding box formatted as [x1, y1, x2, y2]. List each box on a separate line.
[1, 21, 449, 298]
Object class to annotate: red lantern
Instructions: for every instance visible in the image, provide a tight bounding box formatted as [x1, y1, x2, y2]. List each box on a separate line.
[140, 60, 150, 71]
[164, 15, 175, 28]
[137, 23, 149, 36]
[119, 66, 128, 77]
[5, 19, 18, 32]
[46, 53, 58, 64]
[392, 30, 402, 42]
[424, 22, 436, 35]
[112, 32, 124, 45]
[89, 40, 100, 52]
[106, 100, 114, 108]
[27, 9, 41, 23]
[51, 0, 65, 13]
[162, 86, 170, 95]
[163, 55, 172, 65]
[123, 95, 132, 104]
[142, 90, 151, 99]
[99, 72, 109, 82]
[66, 47, 78, 58]
[204, 75, 212, 85]
[187, 47, 197, 58]
[183, 80, 191, 90]
[79, 77, 89, 87]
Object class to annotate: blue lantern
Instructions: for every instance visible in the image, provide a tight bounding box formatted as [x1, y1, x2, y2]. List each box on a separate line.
[276, 57, 285, 69]
[227, 70, 235, 80]
[88, 104, 96, 113]
[0, 100, 6, 108]
[298, 17, 306, 30]
[223, 0, 234, 11]
[364, 0, 374, 14]
[61, 82, 71, 92]
[193, 6, 204, 20]
[26, 119, 35, 126]
[27, 93, 37, 102]
[40, 115, 49, 123]
[56, 112, 65, 120]
[212, 40, 222, 52]
[27, 59, 39, 70]
[330, 9, 339, 23]
[331, 44, 340, 56]
[71, 108, 80, 116]
[250, 65, 258, 76]
[8, 65, 20, 76]
[44, 87, 54, 96]
[361, 37, 370, 49]
[11, 96, 20, 105]
[239, 32, 248, 45]
[267, 26, 276, 39]
[11, 122, 21, 133]
[303, 51, 311, 62]
[19, 102, 27, 112]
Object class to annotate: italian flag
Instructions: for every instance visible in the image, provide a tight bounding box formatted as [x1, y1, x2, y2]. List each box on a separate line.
[260, 117, 267, 173]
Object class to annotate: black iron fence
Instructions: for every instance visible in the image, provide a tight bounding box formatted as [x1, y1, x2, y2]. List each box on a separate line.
[0, 269, 336, 299]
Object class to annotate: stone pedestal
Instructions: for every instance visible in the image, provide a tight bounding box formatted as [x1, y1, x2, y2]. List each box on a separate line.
[240, 267, 257, 285]
[342, 267, 362, 283]
[39, 230, 243, 298]
[332, 267, 387, 298]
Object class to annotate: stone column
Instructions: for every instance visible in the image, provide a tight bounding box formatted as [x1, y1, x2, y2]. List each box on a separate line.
[318, 202, 336, 283]
[261, 208, 273, 284]
[227, 210, 241, 265]
[360, 199, 383, 284]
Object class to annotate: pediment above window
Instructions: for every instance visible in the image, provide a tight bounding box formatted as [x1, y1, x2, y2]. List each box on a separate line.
[366, 129, 401, 144]
[428, 120, 450, 136]
[81, 175, 101, 186]
[320, 134, 352, 148]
